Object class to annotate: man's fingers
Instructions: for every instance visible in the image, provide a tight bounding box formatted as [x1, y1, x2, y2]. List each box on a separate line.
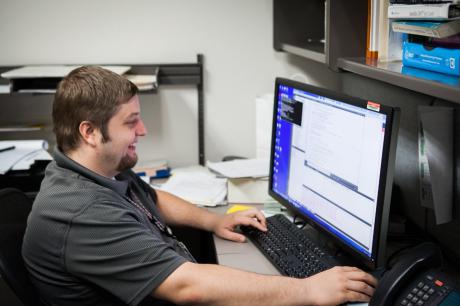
[237, 209, 267, 230]
[346, 279, 375, 297]
[335, 266, 378, 288]
[346, 291, 372, 303]
[346, 270, 378, 288]
[237, 215, 267, 232]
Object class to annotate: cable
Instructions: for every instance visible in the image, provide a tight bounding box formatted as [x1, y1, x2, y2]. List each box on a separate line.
[293, 215, 307, 229]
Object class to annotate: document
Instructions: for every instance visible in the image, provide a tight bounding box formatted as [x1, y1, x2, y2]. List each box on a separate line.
[124, 73, 158, 91]
[207, 158, 269, 178]
[0, 140, 51, 174]
[159, 166, 227, 207]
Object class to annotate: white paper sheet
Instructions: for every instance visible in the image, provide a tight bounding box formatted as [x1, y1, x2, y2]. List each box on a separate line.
[207, 158, 269, 178]
[0, 140, 50, 174]
[159, 166, 227, 207]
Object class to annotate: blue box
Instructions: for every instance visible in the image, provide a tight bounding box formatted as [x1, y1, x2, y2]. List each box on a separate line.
[402, 41, 460, 76]
[402, 66, 460, 86]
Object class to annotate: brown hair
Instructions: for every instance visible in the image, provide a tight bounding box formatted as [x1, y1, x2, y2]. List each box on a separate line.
[52, 66, 138, 153]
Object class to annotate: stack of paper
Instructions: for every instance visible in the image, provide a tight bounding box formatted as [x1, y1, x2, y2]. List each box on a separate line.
[207, 158, 269, 178]
[207, 158, 271, 204]
[159, 166, 227, 207]
[0, 140, 52, 174]
[124, 73, 158, 91]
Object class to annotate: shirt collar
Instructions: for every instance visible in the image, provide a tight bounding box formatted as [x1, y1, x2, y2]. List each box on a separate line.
[53, 148, 129, 197]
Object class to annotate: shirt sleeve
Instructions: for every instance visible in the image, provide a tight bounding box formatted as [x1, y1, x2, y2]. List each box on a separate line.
[64, 198, 188, 306]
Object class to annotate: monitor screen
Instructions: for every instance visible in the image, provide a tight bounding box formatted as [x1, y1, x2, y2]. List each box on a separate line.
[269, 78, 399, 269]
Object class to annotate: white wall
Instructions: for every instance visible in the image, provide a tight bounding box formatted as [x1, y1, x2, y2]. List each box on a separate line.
[0, 0, 339, 166]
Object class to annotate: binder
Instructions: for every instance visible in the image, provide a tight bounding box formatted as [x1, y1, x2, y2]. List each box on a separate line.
[392, 19, 460, 38]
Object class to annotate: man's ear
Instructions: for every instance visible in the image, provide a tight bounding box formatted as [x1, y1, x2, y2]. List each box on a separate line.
[78, 121, 99, 147]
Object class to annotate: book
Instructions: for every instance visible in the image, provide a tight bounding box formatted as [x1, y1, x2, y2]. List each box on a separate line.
[402, 40, 460, 75]
[388, 3, 460, 19]
[392, 19, 460, 38]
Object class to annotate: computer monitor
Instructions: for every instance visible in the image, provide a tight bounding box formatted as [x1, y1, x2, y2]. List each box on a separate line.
[269, 78, 400, 269]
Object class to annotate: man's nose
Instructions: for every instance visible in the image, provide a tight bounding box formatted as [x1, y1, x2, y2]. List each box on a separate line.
[137, 119, 147, 136]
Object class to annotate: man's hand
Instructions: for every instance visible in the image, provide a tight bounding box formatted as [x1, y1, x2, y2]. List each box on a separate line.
[212, 208, 267, 242]
[304, 266, 378, 306]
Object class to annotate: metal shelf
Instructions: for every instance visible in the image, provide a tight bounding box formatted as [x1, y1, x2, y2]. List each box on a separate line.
[337, 57, 460, 104]
[0, 54, 206, 165]
[279, 43, 326, 63]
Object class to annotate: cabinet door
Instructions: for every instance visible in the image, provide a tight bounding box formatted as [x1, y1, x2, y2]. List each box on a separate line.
[274, 0, 367, 70]
[327, 0, 367, 70]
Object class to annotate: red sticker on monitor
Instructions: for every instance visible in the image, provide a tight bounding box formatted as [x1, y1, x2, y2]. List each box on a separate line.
[367, 101, 380, 112]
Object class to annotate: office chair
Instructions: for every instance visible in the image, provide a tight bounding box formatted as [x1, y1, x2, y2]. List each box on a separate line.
[0, 188, 45, 306]
[0, 188, 33, 225]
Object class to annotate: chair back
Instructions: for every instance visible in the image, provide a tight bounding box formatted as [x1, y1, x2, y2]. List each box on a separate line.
[0, 188, 45, 306]
[0, 188, 33, 224]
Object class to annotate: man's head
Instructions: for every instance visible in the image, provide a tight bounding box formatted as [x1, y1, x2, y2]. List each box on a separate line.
[53, 66, 138, 152]
[53, 66, 146, 176]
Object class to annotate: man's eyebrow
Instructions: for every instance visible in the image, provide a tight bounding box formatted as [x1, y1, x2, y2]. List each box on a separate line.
[125, 112, 140, 120]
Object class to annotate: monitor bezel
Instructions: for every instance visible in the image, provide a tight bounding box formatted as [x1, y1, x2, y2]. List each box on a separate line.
[268, 77, 399, 270]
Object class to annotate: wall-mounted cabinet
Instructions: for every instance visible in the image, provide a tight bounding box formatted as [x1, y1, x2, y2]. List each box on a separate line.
[274, 0, 367, 70]
[274, 0, 460, 104]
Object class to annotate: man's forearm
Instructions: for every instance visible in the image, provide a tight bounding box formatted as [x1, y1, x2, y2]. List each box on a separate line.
[154, 262, 311, 306]
[155, 189, 220, 232]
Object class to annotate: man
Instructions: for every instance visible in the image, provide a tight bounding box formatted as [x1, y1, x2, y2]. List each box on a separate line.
[23, 66, 377, 306]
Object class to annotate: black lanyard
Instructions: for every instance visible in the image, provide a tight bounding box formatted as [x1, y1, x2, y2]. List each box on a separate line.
[126, 188, 195, 261]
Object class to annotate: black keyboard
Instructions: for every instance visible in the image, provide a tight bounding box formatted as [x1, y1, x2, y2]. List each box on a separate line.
[241, 214, 337, 278]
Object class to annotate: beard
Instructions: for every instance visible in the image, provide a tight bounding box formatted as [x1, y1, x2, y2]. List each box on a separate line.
[115, 153, 138, 173]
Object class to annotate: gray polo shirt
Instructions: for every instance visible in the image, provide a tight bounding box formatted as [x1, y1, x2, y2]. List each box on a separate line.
[22, 149, 192, 306]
